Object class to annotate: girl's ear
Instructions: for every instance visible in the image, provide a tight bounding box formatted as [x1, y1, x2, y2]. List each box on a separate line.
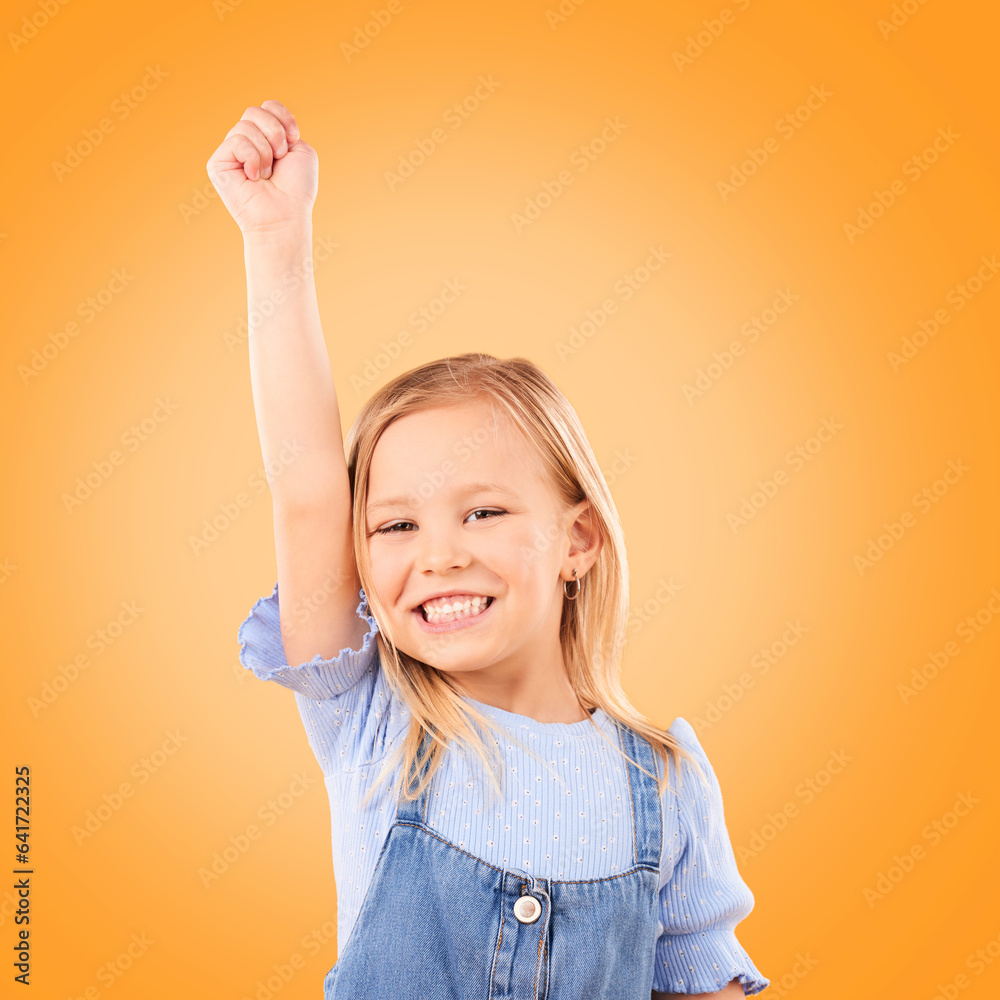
[566, 500, 603, 568]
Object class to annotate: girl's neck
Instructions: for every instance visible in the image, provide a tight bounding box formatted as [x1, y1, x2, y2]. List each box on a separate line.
[457, 671, 590, 725]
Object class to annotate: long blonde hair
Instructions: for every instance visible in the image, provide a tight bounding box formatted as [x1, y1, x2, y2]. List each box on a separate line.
[345, 352, 703, 809]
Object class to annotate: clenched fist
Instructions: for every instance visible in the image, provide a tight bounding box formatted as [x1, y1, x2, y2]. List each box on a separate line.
[206, 100, 318, 238]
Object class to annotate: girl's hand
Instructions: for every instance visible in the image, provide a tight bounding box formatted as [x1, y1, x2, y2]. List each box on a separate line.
[206, 100, 318, 239]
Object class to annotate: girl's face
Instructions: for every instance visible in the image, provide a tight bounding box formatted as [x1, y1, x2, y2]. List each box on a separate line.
[364, 401, 595, 690]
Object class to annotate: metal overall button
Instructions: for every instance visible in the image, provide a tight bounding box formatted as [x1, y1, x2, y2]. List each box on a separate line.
[513, 893, 542, 924]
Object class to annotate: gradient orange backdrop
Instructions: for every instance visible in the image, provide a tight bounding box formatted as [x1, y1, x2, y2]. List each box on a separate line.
[3, 0, 998, 997]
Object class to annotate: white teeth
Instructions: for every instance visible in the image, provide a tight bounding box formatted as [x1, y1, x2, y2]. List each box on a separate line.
[422, 595, 491, 623]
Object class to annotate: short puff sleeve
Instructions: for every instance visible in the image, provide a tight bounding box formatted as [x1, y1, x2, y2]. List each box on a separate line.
[237, 582, 380, 700]
[653, 718, 769, 995]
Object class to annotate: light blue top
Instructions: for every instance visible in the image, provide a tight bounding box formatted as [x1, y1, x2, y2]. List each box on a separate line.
[238, 583, 770, 995]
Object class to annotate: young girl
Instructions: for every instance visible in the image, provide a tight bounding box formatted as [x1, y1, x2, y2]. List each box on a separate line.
[208, 100, 770, 999]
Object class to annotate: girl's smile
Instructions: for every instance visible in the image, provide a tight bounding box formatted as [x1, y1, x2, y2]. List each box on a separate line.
[413, 593, 496, 632]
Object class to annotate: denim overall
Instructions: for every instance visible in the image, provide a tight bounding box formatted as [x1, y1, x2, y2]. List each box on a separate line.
[323, 720, 663, 1000]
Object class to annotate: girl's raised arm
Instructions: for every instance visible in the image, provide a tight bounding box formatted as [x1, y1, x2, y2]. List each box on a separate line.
[207, 100, 367, 669]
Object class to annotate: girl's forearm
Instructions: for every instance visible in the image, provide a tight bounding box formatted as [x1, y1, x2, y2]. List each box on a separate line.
[243, 223, 349, 507]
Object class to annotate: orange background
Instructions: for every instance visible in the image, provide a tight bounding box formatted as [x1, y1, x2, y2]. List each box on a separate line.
[3, 0, 998, 997]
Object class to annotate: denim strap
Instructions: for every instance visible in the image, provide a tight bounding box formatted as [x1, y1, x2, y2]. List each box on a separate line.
[617, 722, 663, 871]
[395, 726, 435, 824]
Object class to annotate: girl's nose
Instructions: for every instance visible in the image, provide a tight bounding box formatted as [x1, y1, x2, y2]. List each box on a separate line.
[415, 526, 470, 574]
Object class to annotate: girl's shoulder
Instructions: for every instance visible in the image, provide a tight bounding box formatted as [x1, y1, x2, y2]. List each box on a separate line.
[664, 715, 698, 745]
[637, 715, 719, 799]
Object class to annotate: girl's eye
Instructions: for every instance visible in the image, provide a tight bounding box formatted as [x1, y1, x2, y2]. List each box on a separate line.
[467, 508, 505, 523]
[374, 521, 413, 535]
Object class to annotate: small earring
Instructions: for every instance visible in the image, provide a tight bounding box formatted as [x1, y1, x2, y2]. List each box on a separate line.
[563, 568, 580, 600]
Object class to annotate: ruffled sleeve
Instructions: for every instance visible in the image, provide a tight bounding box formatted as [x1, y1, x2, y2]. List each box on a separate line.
[653, 718, 770, 995]
[236, 581, 380, 700]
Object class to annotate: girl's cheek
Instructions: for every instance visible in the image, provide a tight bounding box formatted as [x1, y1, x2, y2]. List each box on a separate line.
[369, 554, 405, 597]
[368, 560, 389, 588]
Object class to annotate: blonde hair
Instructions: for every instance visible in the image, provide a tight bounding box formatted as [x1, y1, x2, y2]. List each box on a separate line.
[345, 352, 703, 809]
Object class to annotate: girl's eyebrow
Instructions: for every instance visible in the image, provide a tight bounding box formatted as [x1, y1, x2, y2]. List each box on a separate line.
[366, 481, 520, 515]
